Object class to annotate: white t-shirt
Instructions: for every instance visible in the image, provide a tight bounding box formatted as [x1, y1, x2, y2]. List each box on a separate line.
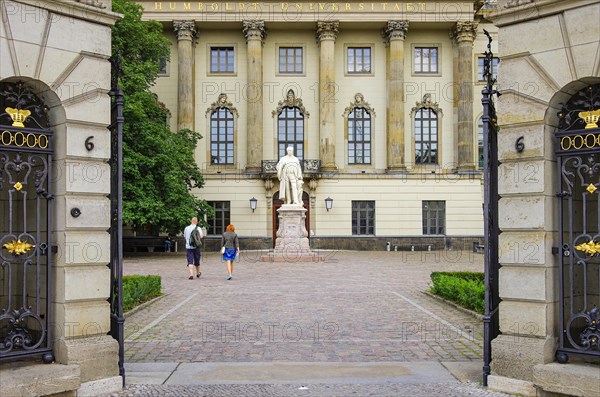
[184, 223, 203, 249]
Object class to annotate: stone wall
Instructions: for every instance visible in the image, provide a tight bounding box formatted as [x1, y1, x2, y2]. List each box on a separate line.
[489, 1, 600, 396]
[0, 1, 121, 396]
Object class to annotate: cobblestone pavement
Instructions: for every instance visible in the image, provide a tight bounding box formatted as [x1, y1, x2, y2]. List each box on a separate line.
[118, 250, 514, 396]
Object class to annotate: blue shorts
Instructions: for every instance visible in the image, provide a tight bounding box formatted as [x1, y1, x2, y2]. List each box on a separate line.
[186, 248, 201, 265]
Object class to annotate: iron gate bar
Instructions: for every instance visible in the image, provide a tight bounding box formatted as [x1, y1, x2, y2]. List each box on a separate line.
[0, 81, 54, 363]
[555, 85, 600, 363]
[108, 55, 125, 384]
[481, 30, 501, 387]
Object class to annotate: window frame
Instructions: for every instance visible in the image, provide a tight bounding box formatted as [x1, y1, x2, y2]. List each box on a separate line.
[414, 108, 439, 165]
[208, 45, 236, 75]
[347, 107, 372, 165]
[477, 116, 484, 169]
[346, 46, 373, 75]
[352, 201, 376, 236]
[422, 201, 446, 236]
[210, 108, 235, 165]
[277, 45, 304, 75]
[157, 56, 169, 76]
[412, 44, 441, 76]
[477, 56, 499, 82]
[277, 106, 305, 162]
[207, 201, 231, 236]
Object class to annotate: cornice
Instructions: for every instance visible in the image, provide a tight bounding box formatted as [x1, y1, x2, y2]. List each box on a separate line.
[10, 0, 121, 26]
[490, 0, 600, 27]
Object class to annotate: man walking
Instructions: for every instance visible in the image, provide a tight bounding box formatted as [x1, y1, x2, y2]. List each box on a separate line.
[184, 217, 203, 280]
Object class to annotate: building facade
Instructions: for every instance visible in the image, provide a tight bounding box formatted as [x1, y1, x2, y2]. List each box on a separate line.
[0, 1, 122, 395]
[489, 0, 600, 396]
[137, 1, 496, 249]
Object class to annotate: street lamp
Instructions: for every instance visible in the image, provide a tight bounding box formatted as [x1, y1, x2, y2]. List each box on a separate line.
[249, 197, 257, 212]
[325, 197, 333, 212]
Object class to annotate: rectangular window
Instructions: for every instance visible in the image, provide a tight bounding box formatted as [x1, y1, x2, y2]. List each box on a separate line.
[210, 47, 235, 73]
[352, 201, 375, 235]
[347, 47, 371, 74]
[207, 201, 230, 235]
[157, 57, 168, 75]
[414, 47, 438, 74]
[422, 201, 445, 235]
[478, 57, 499, 82]
[279, 47, 303, 73]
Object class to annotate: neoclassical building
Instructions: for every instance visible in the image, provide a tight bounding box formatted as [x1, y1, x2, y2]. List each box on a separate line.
[136, 1, 497, 248]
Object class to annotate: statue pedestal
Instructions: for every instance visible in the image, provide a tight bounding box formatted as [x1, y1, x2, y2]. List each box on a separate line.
[260, 204, 323, 262]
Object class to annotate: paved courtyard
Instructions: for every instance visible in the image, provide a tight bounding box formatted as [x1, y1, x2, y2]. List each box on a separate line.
[115, 250, 514, 396]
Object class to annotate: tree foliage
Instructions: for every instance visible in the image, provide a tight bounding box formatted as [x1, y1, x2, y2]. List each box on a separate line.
[112, 0, 212, 235]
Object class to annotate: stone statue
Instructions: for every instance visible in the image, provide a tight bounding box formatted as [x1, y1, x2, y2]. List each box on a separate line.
[276, 146, 304, 205]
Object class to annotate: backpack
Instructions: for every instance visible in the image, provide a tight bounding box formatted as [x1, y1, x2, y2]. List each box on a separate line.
[189, 226, 202, 248]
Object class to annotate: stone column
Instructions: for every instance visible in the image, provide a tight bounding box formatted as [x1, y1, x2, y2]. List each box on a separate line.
[243, 20, 266, 172]
[316, 21, 339, 172]
[174, 20, 196, 131]
[383, 20, 409, 172]
[451, 22, 477, 172]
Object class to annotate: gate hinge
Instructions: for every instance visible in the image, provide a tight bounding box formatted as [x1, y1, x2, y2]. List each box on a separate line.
[552, 247, 559, 255]
[556, 191, 571, 198]
[51, 245, 58, 254]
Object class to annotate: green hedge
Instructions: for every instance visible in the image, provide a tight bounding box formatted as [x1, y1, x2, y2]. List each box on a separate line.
[123, 275, 161, 312]
[430, 272, 485, 314]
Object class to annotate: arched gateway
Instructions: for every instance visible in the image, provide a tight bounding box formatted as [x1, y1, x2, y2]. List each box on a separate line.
[0, 81, 54, 362]
[554, 83, 600, 363]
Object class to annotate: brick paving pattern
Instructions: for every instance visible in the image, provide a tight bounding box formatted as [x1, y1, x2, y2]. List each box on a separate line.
[116, 250, 515, 396]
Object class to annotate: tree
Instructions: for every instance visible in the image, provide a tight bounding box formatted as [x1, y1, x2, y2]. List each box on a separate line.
[112, 0, 212, 235]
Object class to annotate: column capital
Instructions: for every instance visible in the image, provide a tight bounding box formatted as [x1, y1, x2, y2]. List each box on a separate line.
[242, 20, 267, 43]
[173, 20, 197, 41]
[316, 21, 339, 43]
[450, 21, 478, 44]
[382, 20, 409, 46]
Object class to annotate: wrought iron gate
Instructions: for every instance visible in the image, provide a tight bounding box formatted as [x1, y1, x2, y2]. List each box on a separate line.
[0, 81, 54, 363]
[481, 30, 501, 386]
[555, 83, 600, 363]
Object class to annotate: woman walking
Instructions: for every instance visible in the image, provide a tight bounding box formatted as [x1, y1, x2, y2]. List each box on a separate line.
[221, 224, 240, 280]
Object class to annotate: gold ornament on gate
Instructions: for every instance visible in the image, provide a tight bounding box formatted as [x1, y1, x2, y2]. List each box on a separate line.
[5, 107, 31, 128]
[575, 240, 600, 256]
[3, 240, 35, 255]
[587, 183, 597, 194]
[578, 109, 600, 129]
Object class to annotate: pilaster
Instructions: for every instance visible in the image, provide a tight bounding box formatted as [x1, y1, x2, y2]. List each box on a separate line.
[450, 21, 477, 172]
[243, 20, 266, 172]
[316, 21, 339, 172]
[383, 20, 409, 172]
[173, 20, 196, 131]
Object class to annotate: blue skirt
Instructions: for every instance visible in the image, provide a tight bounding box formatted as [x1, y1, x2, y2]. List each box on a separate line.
[223, 247, 237, 261]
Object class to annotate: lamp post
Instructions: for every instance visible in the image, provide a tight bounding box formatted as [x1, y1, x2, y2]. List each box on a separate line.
[325, 197, 333, 211]
[249, 197, 257, 212]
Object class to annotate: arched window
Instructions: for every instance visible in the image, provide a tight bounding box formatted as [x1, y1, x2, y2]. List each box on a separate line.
[278, 107, 304, 161]
[206, 93, 238, 165]
[477, 116, 484, 169]
[415, 108, 438, 164]
[348, 107, 371, 164]
[210, 108, 234, 164]
[273, 90, 308, 161]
